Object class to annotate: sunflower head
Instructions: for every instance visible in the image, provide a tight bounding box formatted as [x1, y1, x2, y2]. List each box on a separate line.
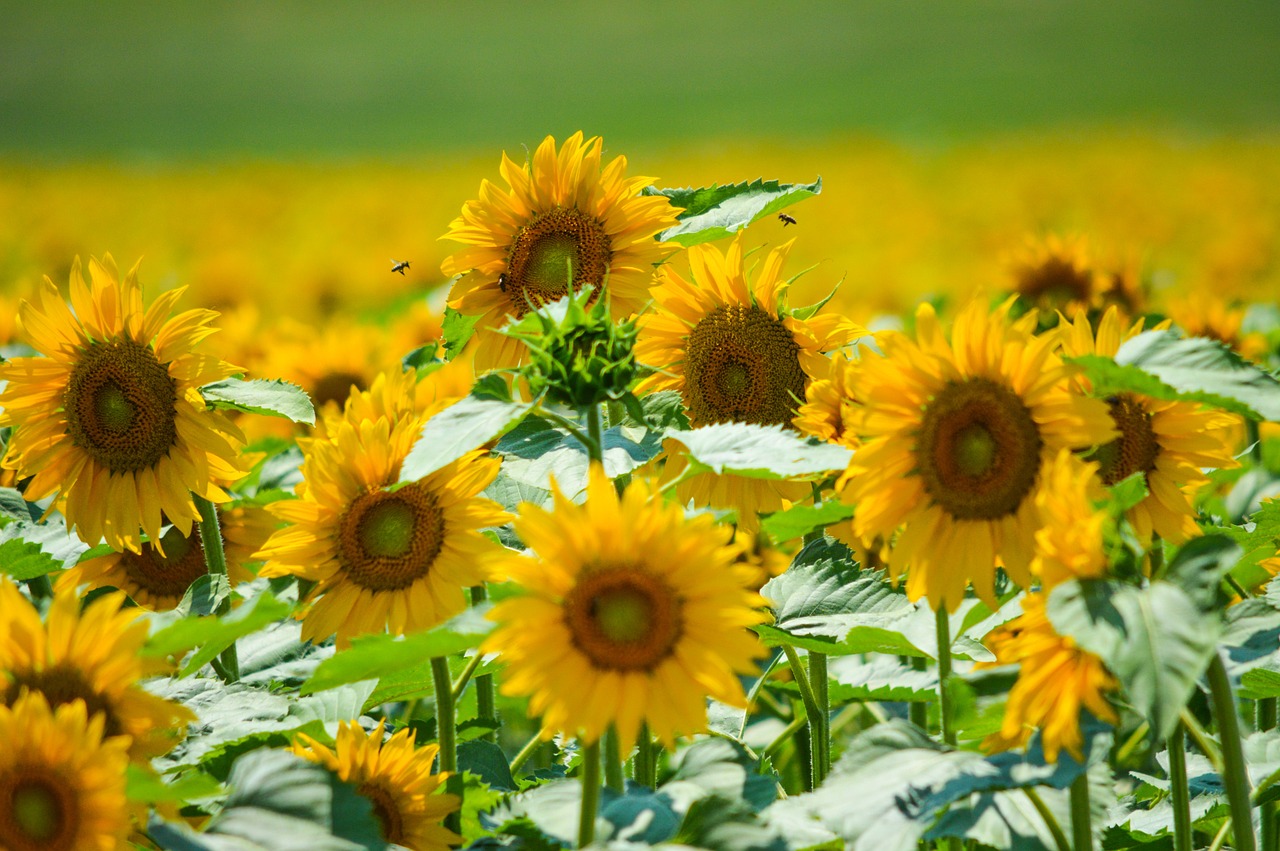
[441, 132, 679, 372]
[1031, 450, 1108, 590]
[793, 351, 862, 448]
[1166, 292, 1270, 364]
[1006, 234, 1104, 320]
[0, 255, 246, 554]
[485, 465, 766, 750]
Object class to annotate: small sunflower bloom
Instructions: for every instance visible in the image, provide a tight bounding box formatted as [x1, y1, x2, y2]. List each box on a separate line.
[1031, 450, 1109, 590]
[485, 466, 766, 750]
[0, 578, 195, 761]
[441, 132, 679, 372]
[0, 255, 245, 554]
[837, 298, 1117, 612]
[0, 690, 131, 851]
[793, 351, 863, 449]
[1166, 292, 1270, 364]
[293, 720, 460, 851]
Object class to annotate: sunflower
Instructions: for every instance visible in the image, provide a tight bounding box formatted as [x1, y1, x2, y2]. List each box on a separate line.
[55, 503, 276, 610]
[1030, 450, 1109, 590]
[0, 690, 131, 851]
[730, 528, 794, 591]
[837, 298, 1117, 612]
[315, 361, 474, 440]
[1005, 234, 1100, 318]
[636, 235, 866, 528]
[980, 593, 1118, 762]
[256, 405, 509, 648]
[0, 255, 245, 554]
[0, 579, 195, 761]
[441, 132, 678, 372]
[484, 465, 766, 750]
[1165, 292, 1269, 364]
[1058, 307, 1240, 544]
[293, 720, 459, 851]
[793, 351, 863, 448]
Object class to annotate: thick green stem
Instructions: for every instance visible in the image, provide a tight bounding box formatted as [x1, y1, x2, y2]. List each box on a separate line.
[1168, 724, 1193, 851]
[585, 404, 604, 463]
[1148, 534, 1166, 581]
[579, 741, 602, 847]
[431, 656, 461, 837]
[935, 607, 956, 747]
[1260, 698, 1278, 851]
[782, 644, 823, 790]
[194, 494, 239, 683]
[24, 574, 53, 599]
[634, 724, 658, 788]
[1070, 773, 1093, 851]
[509, 732, 544, 775]
[810, 652, 830, 785]
[469, 585, 497, 742]
[1248, 419, 1263, 464]
[1024, 787, 1072, 851]
[603, 727, 625, 792]
[910, 655, 929, 730]
[1208, 651, 1257, 851]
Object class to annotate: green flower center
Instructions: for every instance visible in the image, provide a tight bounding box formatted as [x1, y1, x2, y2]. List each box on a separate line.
[11, 781, 62, 843]
[358, 499, 417, 559]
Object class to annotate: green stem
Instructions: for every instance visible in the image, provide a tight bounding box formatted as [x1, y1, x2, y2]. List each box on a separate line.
[1209, 818, 1233, 851]
[537, 407, 595, 454]
[1023, 787, 1072, 851]
[603, 727, 624, 792]
[935, 607, 956, 747]
[450, 652, 484, 702]
[1248, 419, 1263, 464]
[1148, 534, 1166, 581]
[1260, 699, 1278, 851]
[1180, 708, 1223, 773]
[1168, 724, 1192, 851]
[431, 656, 461, 837]
[469, 585, 497, 742]
[509, 732, 544, 775]
[24, 574, 53, 600]
[782, 644, 824, 790]
[810, 652, 830, 785]
[910, 656, 929, 730]
[634, 724, 658, 788]
[1208, 651, 1257, 851]
[579, 740, 601, 847]
[1070, 773, 1094, 851]
[763, 715, 809, 760]
[585, 404, 604, 463]
[194, 494, 239, 683]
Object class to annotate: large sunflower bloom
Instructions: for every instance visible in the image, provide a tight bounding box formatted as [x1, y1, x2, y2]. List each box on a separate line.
[484, 466, 766, 750]
[0, 690, 131, 851]
[0, 255, 244, 554]
[981, 594, 1118, 762]
[636, 235, 866, 528]
[441, 132, 678, 372]
[293, 720, 459, 851]
[256, 406, 509, 648]
[0, 579, 194, 761]
[1058, 307, 1240, 543]
[838, 298, 1116, 612]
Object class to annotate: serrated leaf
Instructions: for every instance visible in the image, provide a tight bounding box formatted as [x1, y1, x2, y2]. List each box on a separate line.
[665, 737, 778, 812]
[399, 394, 534, 482]
[644, 178, 822, 247]
[761, 502, 855, 542]
[1220, 598, 1280, 680]
[202, 378, 316, 425]
[624, 389, 691, 431]
[495, 418, 663, 498]
[143, 592, 293, 676]
[0, 508, 91, 578]
[773, 654, 937, 704]
[176, 574, 231, 617]
[1163, 534, 1242, 611]
[0, 536, 65, 580]
[669, 423, 852, 481]
[441, 306, 481, 361]
[1241, 668, 1280, 700]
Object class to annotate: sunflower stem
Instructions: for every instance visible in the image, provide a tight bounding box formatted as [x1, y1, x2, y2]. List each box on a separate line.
[584, 403, 605, 464]
[509, 732, 544, 776]
[1070, 773, 1094, 851]
[194, 493, 239, 684]
[910, 656, 930, 730]
[431, 655, 461, 837]
[1259, 699, 1278, 851]
[450, 652, 484, 702]
[538, 406, 595, 453]
[1148, 534, 1166, 581]
[23, 574, 53, 600]
[469, 584, 498, 743]
[935, 607, 956, 747]
[1208, 650, 1256, 851]
[810, 651, 830, 785]
[1248, 419, 1263, 464]
[603, 727, 625, 792]
[782, 645, 823, 791]
[1024, 787, 1072, 851]
[1168, 724, 1193, 851]
[579, 740, 602, 847]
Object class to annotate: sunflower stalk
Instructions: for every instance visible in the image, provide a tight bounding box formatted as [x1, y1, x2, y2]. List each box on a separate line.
[1260, 698, 1279, 851]
[634, 724, 659, 787]
[810, 651, 831, 785]
[604, 727, 625, 792]
[1168, 724, 1193, 851]
[782, 644, 824, 791]
[935, 607, 957, 747]
[194, 494, 239, 684]
[431, 656, 462, 838]
[1208, 651, 1256, 851]
[469, 584, 498, 743]
[1070, 772, 1093, 851]
[579, 740, 602, 847]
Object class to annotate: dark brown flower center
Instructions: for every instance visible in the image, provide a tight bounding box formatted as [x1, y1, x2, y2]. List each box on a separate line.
[1091, 393, 1160, 485]
[0, 770, 79, 851]
[64, 338, 178, 473]
[916, 378, 1044, 520]
[1016, 257, 1094, 312]
[338, 484, 445, 592]
[683, 305, 805, 428]
[4, 667, 121, 739]
[311, 371, 367, 410]
[563, 566, 683, 672]
[504, 206, 611, 317]
[357, 782, 405, 845]
[121, 526, 207, 602]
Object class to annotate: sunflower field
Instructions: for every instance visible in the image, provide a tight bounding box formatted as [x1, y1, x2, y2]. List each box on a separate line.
[5, 5, 1280, 851]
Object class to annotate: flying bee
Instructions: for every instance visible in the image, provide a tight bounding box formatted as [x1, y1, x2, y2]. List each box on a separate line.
[778, 213, 797, 227]
[390, 259, 411, 275]
[497, 272, 509, 292]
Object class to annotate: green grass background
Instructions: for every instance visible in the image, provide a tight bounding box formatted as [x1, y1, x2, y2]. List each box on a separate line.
[2, 0, 1278, 159]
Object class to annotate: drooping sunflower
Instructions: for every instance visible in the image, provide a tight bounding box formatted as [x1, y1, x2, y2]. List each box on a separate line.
[636, 235, 867, 527]
[256, 405, 510, 648]
[484, 465, 766, 750]
[55, 503, 276, 610]
[981, 593, 1118, 763]
[1058, 307, 1240, 544]
[293, 720, 459, 851]
[1030, 450, 1109, 590]
[0, 690, 131, 851]
[837, 298, 1117, 612]
[441, 132, 679, 372]
[0, 579, 195, 761]
[0, 255, 245, 554]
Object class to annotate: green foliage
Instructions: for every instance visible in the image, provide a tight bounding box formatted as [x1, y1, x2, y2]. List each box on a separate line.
[442, 306, 481, 361]
[495, 417, 664, 498]
[399, 393, 535, 482]
[201, 378, 317, 424]
[761, 501, 856, 542]
[671, 423, 852, 481]
[144, 591, 294, 676]
[644, 178, 822, 246]
[0, 496, 90, 579]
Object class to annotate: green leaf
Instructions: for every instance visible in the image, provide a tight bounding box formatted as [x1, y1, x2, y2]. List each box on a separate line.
[665, 737, 778, 812]
[0, 508, 91, 578]
[675, 795, 787, 851]
[143, 592, 294, 676]
[1240, 668, 1280, 700]
[201, 378, 316, 425]
[401, 342, 440, 370]
[670, 423, 852, 481]
[301, 606, 492, 695]
[1047, 578, 1221, 739]
[0, 536, 65, 580]
[1220, 599, 1280, 680]
[761, 502, 855, 542]
[644, 178, 822, 247]
[126, 765, 223, 803]
[495, 418, 664, 498]
[458, 740, 516, 792]
[176, 574, 231, 617]
[1162, 534, 1242, 611]
[442, 305, 480, 361]
[1108, 471, 1151, 514]
[398, 393, 535, 483]
[623, 389, 691, 431]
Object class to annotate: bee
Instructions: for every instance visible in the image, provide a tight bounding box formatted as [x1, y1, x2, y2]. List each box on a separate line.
[778, 213, 797, 227]
[497, 272, 509, 292]
[390, 259, 411, 275]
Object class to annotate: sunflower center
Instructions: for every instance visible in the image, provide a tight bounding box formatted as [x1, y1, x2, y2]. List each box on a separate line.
[312, 371, 367, 410]
[1019, 259, 1092, 311]
[338, 484, 445, 592]
[563, 566, 683, 672]
[505, 206, 611, 317]
[357, 782, 404, 845]
[683, 305, 805, 428]
[64, 338, 178, 473]
[3, 667, 121, 739]
[1092, 393, 1160, 486]
[0, 773, 77, 851]
[916, 378, 1044, 520]
[121, 526, 207, 600]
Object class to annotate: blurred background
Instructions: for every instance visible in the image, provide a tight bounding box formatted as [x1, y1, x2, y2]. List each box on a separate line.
[2, 0, 1278, 354]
